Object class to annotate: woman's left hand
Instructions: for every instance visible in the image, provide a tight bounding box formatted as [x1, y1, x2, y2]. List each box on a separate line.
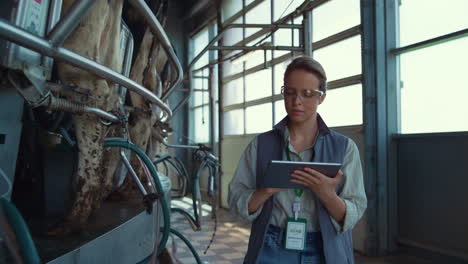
[290, 168, 344, 201]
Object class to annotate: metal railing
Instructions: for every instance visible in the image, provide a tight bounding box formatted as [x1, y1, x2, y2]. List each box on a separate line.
[0, 0, 183, 122]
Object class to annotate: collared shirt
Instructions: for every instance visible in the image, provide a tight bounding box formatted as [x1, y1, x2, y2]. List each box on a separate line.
[228, 126, 367, 233]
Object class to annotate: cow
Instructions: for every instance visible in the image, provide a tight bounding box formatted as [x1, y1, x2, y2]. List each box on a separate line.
[48, 0, 171, 236]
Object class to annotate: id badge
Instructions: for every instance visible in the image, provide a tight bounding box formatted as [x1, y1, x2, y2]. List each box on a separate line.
[284, 217, 307, 251]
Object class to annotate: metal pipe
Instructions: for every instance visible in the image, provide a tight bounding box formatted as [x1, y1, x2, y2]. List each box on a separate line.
[0, 19, 173, 121]
[172, 68, 192, 115]
[226, 23, 302, 29]
[120, 150, 148, 196]
[83, 106, 120, 122]
[47, 0, 96, 46]
[46, 0, 64, 34]
[313, 25, 361, 51]
[154, 132, 200, 150]
[208, 66, 215, 153]
[216, 6, 224, 218]
[303, 10, 313, 56]
[127, 0, 183, 102]
[119, 23, 135, 99]
[161, 141, 201, 150]
[208, 45, 303, 51]
[188, 24, 250, 69]
[172, 94, 190, 115]
[327, 74, 362, 90]
[47, 96, 120, 123]
[45, 82, 90, 96]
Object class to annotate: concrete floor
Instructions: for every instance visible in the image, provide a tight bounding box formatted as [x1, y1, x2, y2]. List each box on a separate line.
[170, 198, 468, 264]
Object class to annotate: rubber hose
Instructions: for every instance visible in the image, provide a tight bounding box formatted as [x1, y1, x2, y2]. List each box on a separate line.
[103, 139, 170, 256]
[0, 198, 41, 264]
[169, 228, 202, 264]
[172, 157, 190, 196]
[193, 159, 207, 224]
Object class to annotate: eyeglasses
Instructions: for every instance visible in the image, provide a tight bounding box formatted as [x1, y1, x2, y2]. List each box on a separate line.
[281, 86, 324, 101]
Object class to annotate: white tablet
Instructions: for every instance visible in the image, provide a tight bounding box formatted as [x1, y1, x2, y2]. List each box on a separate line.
[261, 160, 342, 189]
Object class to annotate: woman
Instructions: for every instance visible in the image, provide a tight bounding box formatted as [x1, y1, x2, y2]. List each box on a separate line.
[228, 56, 367, 264]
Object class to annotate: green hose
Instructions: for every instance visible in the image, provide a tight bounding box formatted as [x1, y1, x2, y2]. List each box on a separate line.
[192, 159, 206, 224]
[103, 138, 170, 256]
[170, 208, 198, 229]
[172, 157, 190, 196]
[137, 227, 203, 264]
[170, 228, 202, 264]
[0, 198, 41, 264]
[164, 158, 186, 198]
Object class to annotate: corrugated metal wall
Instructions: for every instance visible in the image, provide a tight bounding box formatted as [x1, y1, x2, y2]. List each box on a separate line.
[397, 133, 468, 260]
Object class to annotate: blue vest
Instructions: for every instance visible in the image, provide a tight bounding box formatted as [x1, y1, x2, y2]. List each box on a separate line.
[244, 116, 354, 264]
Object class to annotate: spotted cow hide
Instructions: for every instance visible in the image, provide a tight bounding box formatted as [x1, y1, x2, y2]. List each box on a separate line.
[49, 0, 123, 234]
[48, 0, 171, 235]
[112, 25, 169, 196]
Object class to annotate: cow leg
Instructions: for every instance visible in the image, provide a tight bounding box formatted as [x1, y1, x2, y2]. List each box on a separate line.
[48, 0, 124, 235]
[48, 110, 106, 235]
[93, 0, 125, 206]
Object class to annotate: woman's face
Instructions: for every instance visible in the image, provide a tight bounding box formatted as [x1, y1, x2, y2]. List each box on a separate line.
[283, 69, 326, 125]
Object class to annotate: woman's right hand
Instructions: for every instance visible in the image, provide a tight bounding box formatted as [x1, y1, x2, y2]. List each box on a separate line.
[248, 188, 284, 214]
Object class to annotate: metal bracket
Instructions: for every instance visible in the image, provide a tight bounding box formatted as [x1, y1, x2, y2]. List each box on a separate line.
[7, 69, 49, 107]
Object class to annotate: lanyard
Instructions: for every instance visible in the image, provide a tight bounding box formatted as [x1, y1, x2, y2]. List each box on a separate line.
[285, 144, 304, 197]
[286, 144, 303, 220]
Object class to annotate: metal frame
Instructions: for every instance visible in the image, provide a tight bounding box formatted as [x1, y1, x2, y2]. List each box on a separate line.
[313, 25, 361, 50]
[47, 0, 96, 47]
[391, 27, 468, 55]
[127, 0, 183, 102]
[208, 45, 303, 51]
[303, 6, 313, 56]
[185, 1, 318, 122]
[195, 0, 363, 131]
[216, 6, 224, 212]
[154, 132, 200, 150]
[221, 0, 263, 28]
[385, 0, 400, 254]
[270, 0, 276, 127]
[181, 21, 303, 116]
[0, 19, 173, 120]
[386, 1, 468, 258]
[222, 52, 295, 83]
[224, 0, 330, 57]
[222, 25, 361, 82]
[216, 2, 364, 113]
[361, 0, 400, 256]
[0, 0, 184, 122]
[188, 23, 303, 69]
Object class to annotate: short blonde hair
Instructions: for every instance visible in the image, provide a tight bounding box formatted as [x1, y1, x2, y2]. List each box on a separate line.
[284, 56, 327, 92]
